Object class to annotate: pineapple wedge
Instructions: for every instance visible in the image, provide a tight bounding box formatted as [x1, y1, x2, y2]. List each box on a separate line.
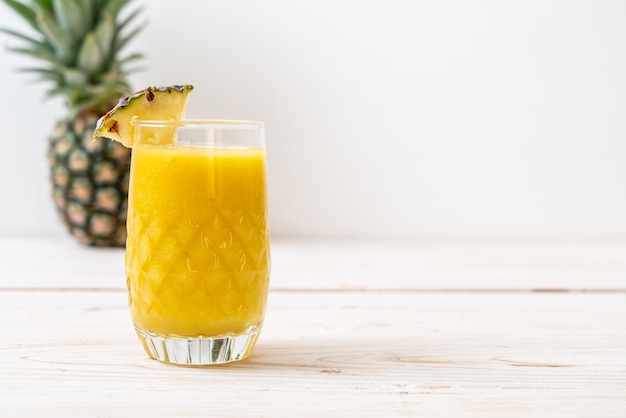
[94, 85, 194, 147]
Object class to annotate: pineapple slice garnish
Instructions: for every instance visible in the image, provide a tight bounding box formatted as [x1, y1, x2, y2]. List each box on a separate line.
[93, 85, 194, 147]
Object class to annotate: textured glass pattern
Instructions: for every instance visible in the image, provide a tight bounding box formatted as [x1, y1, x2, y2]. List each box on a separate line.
[136, 324, 261, 365]
[125, 144, 270, 364]
[127, 205, 270, 337]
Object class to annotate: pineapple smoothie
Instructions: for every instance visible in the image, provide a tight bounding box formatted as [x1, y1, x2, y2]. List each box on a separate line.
[94, 85, 270, 364]
[126, 143, 271, 338]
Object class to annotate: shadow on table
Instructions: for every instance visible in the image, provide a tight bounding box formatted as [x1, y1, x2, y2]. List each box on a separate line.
[241, 338, 451, 372]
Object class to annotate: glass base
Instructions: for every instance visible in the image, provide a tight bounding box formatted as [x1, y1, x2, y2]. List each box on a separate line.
[135, 324, 261, 365]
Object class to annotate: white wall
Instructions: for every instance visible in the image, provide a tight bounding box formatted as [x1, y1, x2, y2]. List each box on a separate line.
[0, 0, 625, 239]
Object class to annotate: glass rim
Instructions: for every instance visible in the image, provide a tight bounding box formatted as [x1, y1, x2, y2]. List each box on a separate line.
[132, 119, 264, 128]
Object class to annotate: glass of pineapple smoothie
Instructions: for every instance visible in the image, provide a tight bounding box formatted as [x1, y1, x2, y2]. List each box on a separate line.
[125, 120, 270, 365]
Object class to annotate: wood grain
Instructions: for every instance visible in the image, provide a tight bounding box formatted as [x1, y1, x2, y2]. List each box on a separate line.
[1, 288, 624, 417]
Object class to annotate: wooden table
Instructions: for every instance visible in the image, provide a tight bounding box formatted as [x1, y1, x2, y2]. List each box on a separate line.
[1, 237, 625, 417]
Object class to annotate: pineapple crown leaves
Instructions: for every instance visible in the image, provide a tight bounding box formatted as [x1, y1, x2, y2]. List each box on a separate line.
[0, 0, 146, 116]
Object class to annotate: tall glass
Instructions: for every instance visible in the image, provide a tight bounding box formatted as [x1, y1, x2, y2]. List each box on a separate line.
[126, 120, 270, 365]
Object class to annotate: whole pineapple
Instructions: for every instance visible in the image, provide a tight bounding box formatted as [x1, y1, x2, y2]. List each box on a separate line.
[1, 0, 143, 246]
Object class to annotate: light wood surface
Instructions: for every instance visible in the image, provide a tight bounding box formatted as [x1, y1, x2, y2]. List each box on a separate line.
[1, 237, 625, 417]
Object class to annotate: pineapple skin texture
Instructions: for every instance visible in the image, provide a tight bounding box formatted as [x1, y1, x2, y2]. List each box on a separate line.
[94, 85, 194, 147]
[49, 112, 130, 247]
[1, 0, 145, 247]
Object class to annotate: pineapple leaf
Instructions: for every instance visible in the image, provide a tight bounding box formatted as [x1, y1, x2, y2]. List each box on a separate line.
[118, 52, 142, 66]
[114, 5, 143, 36]
[17, 66, 59, 79]
[93, 12, 115, 59]
[3, 0, 145, 113]
[103, 0, 128, 19]
[122, 65, 146, 75]
[113, 23, 143, 54]
[18, 67, 61, 83]
[62, 67, 88, 85]
[45, 85, 76, 99]
[36, 12, 73, 61]
[30, 0, 54, 13]
[33, 75, 60, 85]
[17, 66, 57, 73]
[52, 0, 88, 37]
[0, 27, 46, 47]
[79, 1, 94, 29]
[8, 45, 60, 64]
[77, 32, 103, 74]
[75, 79, 128, 114]
[110, 6, 143, 56]
[2, 0, 39, 31]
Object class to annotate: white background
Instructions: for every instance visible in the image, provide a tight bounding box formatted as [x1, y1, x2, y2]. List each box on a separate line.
[0, 0, 624, 239]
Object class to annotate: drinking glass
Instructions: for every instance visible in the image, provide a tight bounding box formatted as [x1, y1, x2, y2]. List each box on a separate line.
[126, 120, 270, 365]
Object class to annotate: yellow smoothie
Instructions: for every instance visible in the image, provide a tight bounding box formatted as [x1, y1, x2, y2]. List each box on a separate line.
[126, 144, 270, 338]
